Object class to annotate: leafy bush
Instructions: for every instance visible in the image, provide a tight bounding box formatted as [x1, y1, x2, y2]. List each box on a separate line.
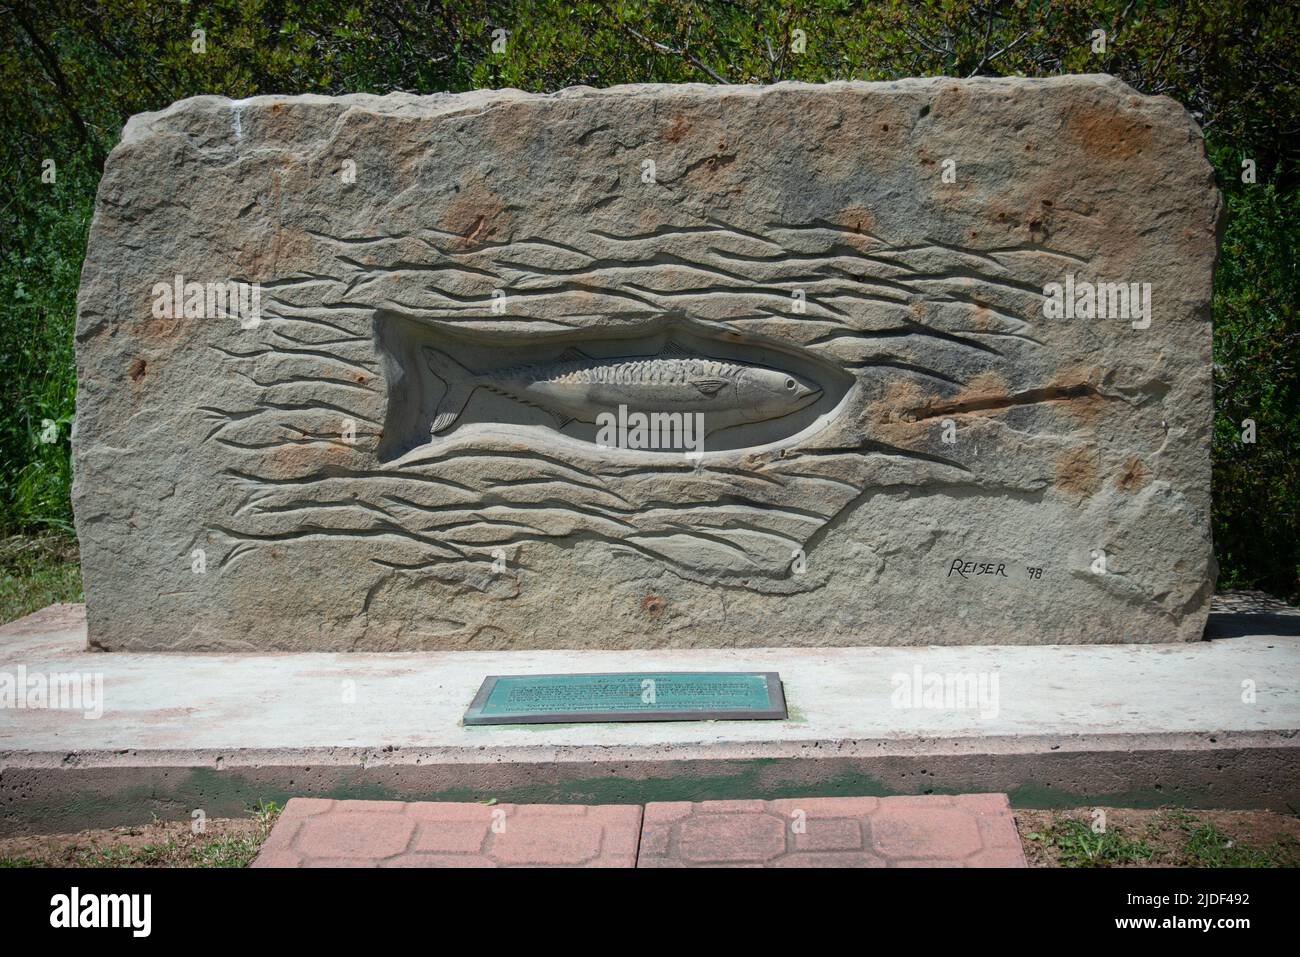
[1, 1, 1296, 596]
[0, 149, 94, 533]
[1210, 170, 1299, 596]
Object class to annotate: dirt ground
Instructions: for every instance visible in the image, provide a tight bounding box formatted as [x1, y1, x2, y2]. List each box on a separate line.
[0, 809, 277, 868]
[1016, 807, 1300, 867]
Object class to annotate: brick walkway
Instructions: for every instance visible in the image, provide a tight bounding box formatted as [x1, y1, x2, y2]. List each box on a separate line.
[253, 794, 1026, 867]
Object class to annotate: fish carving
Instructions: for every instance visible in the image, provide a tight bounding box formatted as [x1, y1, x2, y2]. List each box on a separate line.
[423, 341, 822, 435]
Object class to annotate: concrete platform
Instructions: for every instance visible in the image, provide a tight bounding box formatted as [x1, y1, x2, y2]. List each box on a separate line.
[2, 600, 1299, 834]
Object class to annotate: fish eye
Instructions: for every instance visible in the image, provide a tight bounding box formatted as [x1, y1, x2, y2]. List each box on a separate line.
[785, 378, 796, 390]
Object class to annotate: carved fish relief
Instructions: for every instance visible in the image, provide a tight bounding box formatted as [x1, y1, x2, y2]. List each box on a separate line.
[422, 341, 823, 435]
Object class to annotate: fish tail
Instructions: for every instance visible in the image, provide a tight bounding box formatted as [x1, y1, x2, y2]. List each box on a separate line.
[423, 347, 478, 434]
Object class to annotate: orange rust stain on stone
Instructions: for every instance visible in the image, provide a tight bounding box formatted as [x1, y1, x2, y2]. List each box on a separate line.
[273, 229, 316, 268]
[464, 215, 489, 244]
[836, 205, 877, 237]
[971, 305, 995, 331]
[929, 84, 970, 120]
[870, 379, 929, 421]
[141, 317, 184, 342]
[261, 441, 319, 480]
[1056, 445, 1100, 498]
[851, 99, 913, 166]
[1048, 366, 1107, 427]
[1064, 105, 1153, 162]
[442, 180, 511, 251]
[663, 117, 692, 143]
[866, 379, 933, 445]
[326, 434, 357, 462]
[641, 594, 666, 619]
[913, 372, 1025, 426]
[1115, 456, 1149, 492]
[991, 208, 1020, 227]
[685, 145, 736, 182]
[909, 372, 1010, 420]
[954, 371, 1008, 401]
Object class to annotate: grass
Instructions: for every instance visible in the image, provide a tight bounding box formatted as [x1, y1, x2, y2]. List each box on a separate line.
[71, 832, 263, 869]
[1161, 809, 1300, 868]
[0, 801, 281, 869]
[1020, 808, 1300, 868]
[1023, 818, 1156, 867]
[0, 532, 82, 624]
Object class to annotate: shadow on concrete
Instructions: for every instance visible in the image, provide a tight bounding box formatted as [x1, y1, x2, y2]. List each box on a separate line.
[1206, 611, 1300, 640]
[1205, 590, 1300, 640]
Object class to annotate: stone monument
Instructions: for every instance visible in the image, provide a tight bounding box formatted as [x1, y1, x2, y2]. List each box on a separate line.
[73, 76, 1219, 650]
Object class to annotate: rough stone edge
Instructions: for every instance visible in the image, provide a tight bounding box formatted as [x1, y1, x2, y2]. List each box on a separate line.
[109, 74, 1210, 166]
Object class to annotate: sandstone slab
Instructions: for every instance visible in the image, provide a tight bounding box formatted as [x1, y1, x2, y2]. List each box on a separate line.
[73, 76, 1219, 650]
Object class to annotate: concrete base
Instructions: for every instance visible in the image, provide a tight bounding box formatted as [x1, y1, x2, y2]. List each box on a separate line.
[2, 600, 1298, 834]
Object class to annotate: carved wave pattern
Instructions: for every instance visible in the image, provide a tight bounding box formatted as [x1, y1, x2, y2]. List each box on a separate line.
[201, 216, 1081, 586]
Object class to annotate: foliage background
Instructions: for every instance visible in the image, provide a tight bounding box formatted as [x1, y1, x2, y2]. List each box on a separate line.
[2, 0, 1296, 605]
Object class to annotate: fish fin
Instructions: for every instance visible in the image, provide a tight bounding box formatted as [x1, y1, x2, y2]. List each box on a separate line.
[557, 346, 591, 362]
[691, 377, 728, 396]
[662, 340, 695, 358]
[423, 346, 479, 434]
[430, 398, 473, 434]
[554, 414, 575, 430]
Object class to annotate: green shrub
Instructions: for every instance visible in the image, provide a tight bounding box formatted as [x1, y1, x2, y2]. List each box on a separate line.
[0, 150, 94, 533]
[1210, 166, 1299, 598]
[2, 1, 1296, 597]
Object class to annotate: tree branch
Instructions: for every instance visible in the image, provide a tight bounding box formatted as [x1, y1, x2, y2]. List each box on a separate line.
[619, 23, 731, 84]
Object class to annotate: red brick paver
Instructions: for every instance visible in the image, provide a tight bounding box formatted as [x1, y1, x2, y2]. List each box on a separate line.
[637, 794, 1026, 867]
[253, 794, 1027, 867]
[252, 798, 643, 868]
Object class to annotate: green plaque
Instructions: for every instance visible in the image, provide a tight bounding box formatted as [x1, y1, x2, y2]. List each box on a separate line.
[463, 671, 786, 725]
